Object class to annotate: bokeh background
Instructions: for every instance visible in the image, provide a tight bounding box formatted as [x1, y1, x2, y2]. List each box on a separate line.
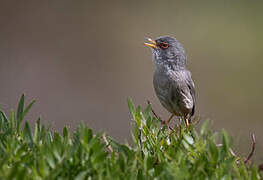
[1, 1, 263, 161]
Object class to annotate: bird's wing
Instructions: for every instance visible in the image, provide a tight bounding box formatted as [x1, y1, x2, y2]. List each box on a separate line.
[185, 70, 196, 118]
[169, 70, 195, 117]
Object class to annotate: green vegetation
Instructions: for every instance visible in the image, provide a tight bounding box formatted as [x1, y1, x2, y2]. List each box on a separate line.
[0, 95, 261, 179]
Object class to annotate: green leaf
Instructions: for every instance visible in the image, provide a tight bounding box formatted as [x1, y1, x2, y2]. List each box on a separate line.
[10, 109, 15, 130]
[63, 126, 70, 140]
[46, 152, 55, 169]
[221, 129, 230, 155]
[143, 104, 152, 120]
[146, 116, 151, 128]
[239, 162, 249, 179]
[0, 111, 8, 123]
[75, 170, 88, 180]
[47, 132, 53, 143]
[16, 94, 25, 125]
[127, 97, 135, 118]
[251, 166, 259, 180]
[145, 155, 155, 170]
[200, 120, 209, 135]
[22, 99, 36, 121]
[209, 140, 219, 162]
[24, 122, 34, 148]
[118, 153, 125, 172]
[81, 126, 93, 144]
[154, 162, 165, 177]
[137, 168, 143, 180]
[135, 106, 142, 127]
[93, 151, 107, 165]
[34, 117, 41, 142]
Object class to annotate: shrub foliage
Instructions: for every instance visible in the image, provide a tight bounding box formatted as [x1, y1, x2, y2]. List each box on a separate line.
[0, 95, 261, 179]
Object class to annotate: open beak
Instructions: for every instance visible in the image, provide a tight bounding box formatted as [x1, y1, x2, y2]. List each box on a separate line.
[144, 38, 157, 49]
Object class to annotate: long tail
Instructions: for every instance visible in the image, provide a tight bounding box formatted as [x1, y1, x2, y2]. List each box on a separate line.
[189, 104, 195, 123]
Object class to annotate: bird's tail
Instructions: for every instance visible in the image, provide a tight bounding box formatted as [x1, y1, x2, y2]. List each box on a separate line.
[189, 104, 195, 123]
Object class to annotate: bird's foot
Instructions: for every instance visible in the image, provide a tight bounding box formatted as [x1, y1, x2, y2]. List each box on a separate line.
[184, 118, 189, 128]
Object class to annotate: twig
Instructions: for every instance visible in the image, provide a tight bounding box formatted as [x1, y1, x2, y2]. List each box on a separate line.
[229, 148, 237, 157]
[217, 133, 257, 166]
[102, 133, 113, 153]
[244, 133, 256, 164]
[138, 129, 144, 158]
[216, 144, 237, 157]
[147, 100, 174, 131]
[147, 100, 161, 122]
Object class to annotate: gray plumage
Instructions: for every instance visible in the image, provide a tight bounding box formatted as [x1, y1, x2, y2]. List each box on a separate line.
[146, 36, 195, 124]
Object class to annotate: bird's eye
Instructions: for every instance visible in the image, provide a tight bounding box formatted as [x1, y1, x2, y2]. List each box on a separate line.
[160, 42, 169, 49]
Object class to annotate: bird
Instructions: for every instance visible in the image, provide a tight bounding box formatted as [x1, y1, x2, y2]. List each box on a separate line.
[144, 36, 196, 128]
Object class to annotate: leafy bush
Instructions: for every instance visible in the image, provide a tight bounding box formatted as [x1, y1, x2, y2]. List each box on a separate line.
[0, 95, 261, 179]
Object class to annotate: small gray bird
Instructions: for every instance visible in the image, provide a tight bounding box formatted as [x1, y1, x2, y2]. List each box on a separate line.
[144, 36, 196, 128]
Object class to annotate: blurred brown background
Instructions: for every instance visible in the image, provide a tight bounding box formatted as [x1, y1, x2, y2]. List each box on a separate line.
[1, 1, 263, 160]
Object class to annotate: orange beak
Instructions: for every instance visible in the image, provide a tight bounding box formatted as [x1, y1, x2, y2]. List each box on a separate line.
[144, 38, 157, 49]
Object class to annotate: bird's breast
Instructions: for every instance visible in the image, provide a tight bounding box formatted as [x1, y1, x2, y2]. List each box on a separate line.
[153, 69, 174, 113]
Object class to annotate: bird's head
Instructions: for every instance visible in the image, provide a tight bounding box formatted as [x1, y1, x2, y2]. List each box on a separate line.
[144, 36, 186, 69]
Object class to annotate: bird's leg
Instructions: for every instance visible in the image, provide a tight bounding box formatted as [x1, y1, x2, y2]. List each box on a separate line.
[165, 114, 174, 129]
[184, 115, 189, 127]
